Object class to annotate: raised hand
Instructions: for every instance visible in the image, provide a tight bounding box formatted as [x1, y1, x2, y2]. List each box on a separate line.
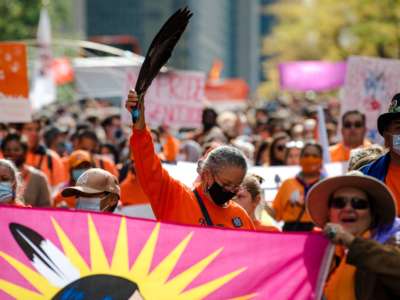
[125, 89, 145, 130]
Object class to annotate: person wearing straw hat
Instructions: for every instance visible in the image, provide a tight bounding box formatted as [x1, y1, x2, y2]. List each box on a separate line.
[306, 171, 400, 300]
[361, 93, 400, 215]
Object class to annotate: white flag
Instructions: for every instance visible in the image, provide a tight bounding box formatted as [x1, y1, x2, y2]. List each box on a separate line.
[30, 7, 56, 110]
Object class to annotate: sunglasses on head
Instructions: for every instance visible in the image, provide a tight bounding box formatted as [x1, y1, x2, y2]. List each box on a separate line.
[343, 121, 363, 129]
[329, 196, 370, 210]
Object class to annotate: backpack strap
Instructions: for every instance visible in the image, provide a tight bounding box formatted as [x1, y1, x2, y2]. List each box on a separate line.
[193, 189, 213, 226]
[46, 151, 53, 183]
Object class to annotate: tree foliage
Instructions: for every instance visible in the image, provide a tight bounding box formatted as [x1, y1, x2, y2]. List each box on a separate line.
[259, 0, 400, 97]
[0, 0, 73, 41]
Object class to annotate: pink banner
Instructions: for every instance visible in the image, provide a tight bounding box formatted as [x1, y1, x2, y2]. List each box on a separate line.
[0, 206, 331, 299]
[279, 61, 346, 92]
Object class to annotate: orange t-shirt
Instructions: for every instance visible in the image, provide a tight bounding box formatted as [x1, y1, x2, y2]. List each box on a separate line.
[93, 155, 119, 177]
[272, 178, 313, 223]
[253, 219, 280, 232]
[329, 140, 371, 162]
[161, 134, 180, 162]
[26, 149, 66, 187]
[385, 163, 400, 216]
[120, 171, 149, 206]
[53, 190, 76, 208]
[130, 127, 254, 230]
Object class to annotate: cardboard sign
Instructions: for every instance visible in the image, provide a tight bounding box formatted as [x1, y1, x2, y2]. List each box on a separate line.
[122, 69, 205, 128]
[0, 42, 31, 122]
[342, 56, 400, 143]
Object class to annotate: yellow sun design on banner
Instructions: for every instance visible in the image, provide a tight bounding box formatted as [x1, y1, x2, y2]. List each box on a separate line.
[0, 216, 256, 300]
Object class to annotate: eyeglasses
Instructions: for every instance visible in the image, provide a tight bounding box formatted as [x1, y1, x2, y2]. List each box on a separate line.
[213, 174, 240, 193]
[329, 196, 370, 210]
[343, 121, 364, 129]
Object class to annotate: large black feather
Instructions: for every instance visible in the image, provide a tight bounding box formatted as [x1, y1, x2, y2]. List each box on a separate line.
[132, 7, 192, 122]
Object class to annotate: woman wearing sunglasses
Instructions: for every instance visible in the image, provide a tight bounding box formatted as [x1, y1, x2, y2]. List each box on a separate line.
[306, 171, 400, 300]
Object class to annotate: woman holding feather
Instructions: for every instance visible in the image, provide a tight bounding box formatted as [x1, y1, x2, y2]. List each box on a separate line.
[126, 90, 254, 229]
[125, 7, 253, 229]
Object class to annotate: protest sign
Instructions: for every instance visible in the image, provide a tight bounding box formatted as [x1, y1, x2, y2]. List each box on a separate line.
[163, 161, 347, 202]
[279, 61, 346, 92]
[342, 56, 400, 143]
[121, 69, 205, 128]
[0, 42, 31, 122]
[0, 206, 332, 299]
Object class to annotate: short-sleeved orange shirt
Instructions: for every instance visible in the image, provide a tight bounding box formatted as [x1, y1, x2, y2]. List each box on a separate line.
[272, 178, 313, 223]
[120, 171, 149, 206]
[26, 149, 66, 187]
[385, 163, 400, 216]
[329, 140, 371, 162]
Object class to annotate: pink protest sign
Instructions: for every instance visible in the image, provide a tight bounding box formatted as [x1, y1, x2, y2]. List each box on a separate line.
[279, 61, 346, 92]
[0, 206, 331, 299]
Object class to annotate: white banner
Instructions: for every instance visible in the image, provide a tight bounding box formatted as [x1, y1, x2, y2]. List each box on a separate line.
[342, 56, 400, 143]
[121, 69, 205, 128]
[163, 162, 347, 202]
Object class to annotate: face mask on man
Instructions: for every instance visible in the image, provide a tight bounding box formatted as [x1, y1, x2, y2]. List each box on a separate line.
[0, 181, 14, 203]
[392, 134, 400, 156]
[76, 196, 102, 211]
[300, 156, 322, 174]
[208, 181, 236, 206]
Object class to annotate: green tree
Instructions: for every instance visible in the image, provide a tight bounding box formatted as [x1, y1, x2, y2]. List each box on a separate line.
[0, 0, 73, 41]
[259, 0, 400, 97]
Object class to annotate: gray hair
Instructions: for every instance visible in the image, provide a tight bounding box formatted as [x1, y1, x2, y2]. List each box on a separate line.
[199, 145, 247, 175]
[0, 159, 23, 202]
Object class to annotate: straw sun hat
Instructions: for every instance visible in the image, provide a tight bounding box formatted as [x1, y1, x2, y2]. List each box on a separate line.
[306, 171, 396, 229]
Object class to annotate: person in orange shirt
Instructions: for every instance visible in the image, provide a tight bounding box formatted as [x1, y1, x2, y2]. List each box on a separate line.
[74, 129, 119, 177]
[19, 120, 66, 189]
[272, 142, 325, 231]
[53, 150, 93, 208]
[329, 110, 370, 162]
[234, 174, 279, 232]
[120, 160, 149, 206]
[125, 90, 254, 229]
[361, 93, 400, 215]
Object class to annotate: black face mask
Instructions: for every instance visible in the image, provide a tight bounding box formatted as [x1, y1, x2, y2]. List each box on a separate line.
[208, 181, 236, 206]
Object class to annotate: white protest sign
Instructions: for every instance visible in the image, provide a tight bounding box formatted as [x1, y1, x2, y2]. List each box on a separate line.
[342, 56, 400, 143]
[163, 162, 347, 202]
[122, 69, 205, 128]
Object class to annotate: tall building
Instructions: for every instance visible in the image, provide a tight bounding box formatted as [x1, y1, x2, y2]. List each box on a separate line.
[84, 0, 261, 91]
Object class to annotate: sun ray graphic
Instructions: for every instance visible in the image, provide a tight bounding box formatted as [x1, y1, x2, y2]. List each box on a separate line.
[0, 215, 256, 299]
